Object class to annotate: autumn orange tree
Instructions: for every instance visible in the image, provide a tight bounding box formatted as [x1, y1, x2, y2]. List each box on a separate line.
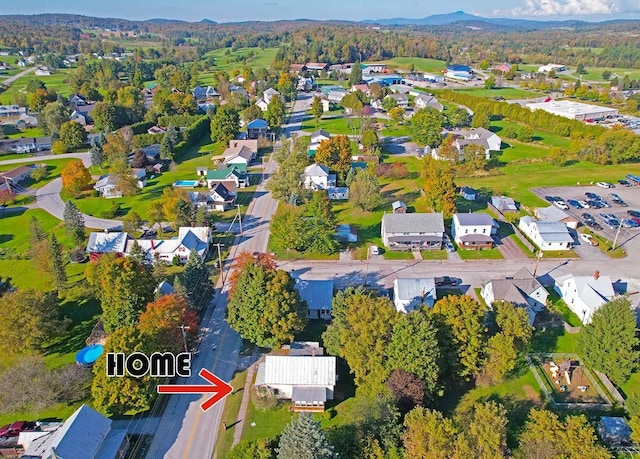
[228, 251, 277, 297]
[61, 159, 92, 198]
[138, 294, 199, 353]
[314, 135, 352, 179]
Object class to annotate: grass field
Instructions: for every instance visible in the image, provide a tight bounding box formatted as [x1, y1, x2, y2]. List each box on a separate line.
[214, 370, 249, 459]
[0, 70, 73, 104]
[74, 140, 226, 218]
[369, 57, 447, 73]
[456, 87, 543, 100]
[0, 158, 75, 189]
[201, 47, 279, 74]
[577, 66, 640, 82]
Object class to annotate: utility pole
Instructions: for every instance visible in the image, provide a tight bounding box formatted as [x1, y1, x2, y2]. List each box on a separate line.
[212, 242, 224, 283]
[178, 325, 190, 353]
[236, 204, 243, 236]
[612, 222, 623, 250]
[533, 249, 543, 276]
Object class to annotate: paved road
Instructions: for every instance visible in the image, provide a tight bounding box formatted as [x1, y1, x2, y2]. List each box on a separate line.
[146, 94, 310, 459]
[0, 65, 37, 87]
[0, 152, 123, 229]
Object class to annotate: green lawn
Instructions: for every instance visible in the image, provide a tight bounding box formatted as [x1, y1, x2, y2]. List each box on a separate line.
[300, 115, 354, 135]
[370, 57, 446, 73]
[546, 288, 583, 327]
[0, 70, 73, 104]
[420, 249, 448, 260]
[74, 140, 227, 219]
[456, 87, 543, 100]
[6, 126, 46, 139]
[0, 158, 75, 190]
[215, 370, 249, 459]
[457, 248, 504, 260]
[578, 66, 640, 82]
[200, 47, 279, 75]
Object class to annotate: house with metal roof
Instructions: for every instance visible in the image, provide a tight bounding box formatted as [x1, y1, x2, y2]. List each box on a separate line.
[393, 278, 436, 312]
[255, 355, 336, 411]
[414, 93, 443, 111]
[201, 165, 248, 188]
[222, 144, 255, 167]
[446, 64, 473, 80]
[451, 213, 495, 249]
[554, 272, 615, 324]
[460, 186, 477, 201]
[86, 232, 130, 262]
[519, 216, 573, 251]
[381, 213, 444, 251]
[246, 118, 268, 139]
[535, 206, 579, 229]
[262, 88, 280, 104]
[481, 267, 548, 325]
[21, 404, 128, 459]
[294, 279, 334, 320]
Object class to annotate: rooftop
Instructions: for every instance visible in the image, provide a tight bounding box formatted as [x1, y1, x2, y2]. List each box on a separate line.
[263, 356, 336, 386]
[454, 213, 494, 226]
[383, 212, 444, 234]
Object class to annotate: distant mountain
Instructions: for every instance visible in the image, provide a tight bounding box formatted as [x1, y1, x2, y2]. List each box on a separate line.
[200, 19, 217, 24]
[362, 10, 593, 29]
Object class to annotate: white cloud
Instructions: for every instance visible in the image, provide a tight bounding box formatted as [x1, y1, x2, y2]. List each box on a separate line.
[496, 0, 618, 16]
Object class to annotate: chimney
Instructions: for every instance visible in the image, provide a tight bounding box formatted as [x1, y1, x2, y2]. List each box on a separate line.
[594, 270, 600, 280]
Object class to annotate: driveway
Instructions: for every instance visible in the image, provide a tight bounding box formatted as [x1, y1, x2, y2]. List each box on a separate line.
[0, 66, 37, 87]
[0, 152, 122, 230]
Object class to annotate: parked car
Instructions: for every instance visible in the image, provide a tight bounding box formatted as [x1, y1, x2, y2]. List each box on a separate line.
[567, 199, 582, 209]
[579, 233, 598, 246]
[622, 219, 639, 228]
[613, 199, 629, 207]
[578, 200, 591, 208]
[553, 200, 569, 210]
[596, 182, 614, 188]
[610, 193, 622, 200]
[0, 421, 37, 438]
[597, 200, 611, 208]
[582, 212, 595, 222]
[630, 217, 640, 225]
[544, 195, 556, 203]
[586, 200, 604, 209]
[585, 192, 600, 200]
[435, 276, 460, 286]
[444, 240, 455, 252]
[627, 210, 640, 218]
[552, 196, 564, 202]
[370, 245, 380, 256]
[618, 179, 632, 187]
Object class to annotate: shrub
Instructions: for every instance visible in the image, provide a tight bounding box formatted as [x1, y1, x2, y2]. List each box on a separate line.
[251, 386, 278, 411]
[375, 162, 409, 179]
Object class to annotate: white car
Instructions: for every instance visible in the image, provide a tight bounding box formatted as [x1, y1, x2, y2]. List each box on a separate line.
[596, 182, 614, 189]
[578, 200, 590, 209]
[553, 200, 569, 210]
[579, 233, 598, 246]
[370, 245, 380, 255]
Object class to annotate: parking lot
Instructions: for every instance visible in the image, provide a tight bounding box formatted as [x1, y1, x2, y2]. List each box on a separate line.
[532, 184, 640, 257]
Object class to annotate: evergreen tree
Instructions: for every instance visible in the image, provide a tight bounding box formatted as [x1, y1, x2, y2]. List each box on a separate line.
[160, 124, 178, 160]
[183, 251, 214, 311]
[63, 200, 85, 246]
[349, 61, 363, 87]
[48, 234, 67, 290]
[277, 413, 336, 459]
[29, 216, 47, 246]
[128, 240, 147, 266]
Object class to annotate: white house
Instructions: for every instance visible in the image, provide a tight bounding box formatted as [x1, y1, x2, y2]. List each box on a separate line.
[384, 93, 409, 108]
[381, 213, 444, 251]
[255, 356, 336, 411]
[93, 175, 120, 198]
[491, 196, 518, 212]
[451, 213, 495, 249]
[481, 267, 548, 325]
[310, 129, 331, 145]
[263, 88, 280, 104]
[554, 272, 615, 324]
[393, 278, 436, 313]
[328, 89, 348, 103]
[435, 128, 502, 161]
[256, 99, 269, 111]
[414, 93, 443, 111]
[303, 164, 336, 190]
[131, 226, 211, 264]
[222, 145, 254, 166]
[519, 216, 573, 251]
[535, 206, 579, 229]
[294, 279, 334, 320]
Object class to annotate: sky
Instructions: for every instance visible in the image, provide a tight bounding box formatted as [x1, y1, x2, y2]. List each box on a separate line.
[2, 0, 640, 22]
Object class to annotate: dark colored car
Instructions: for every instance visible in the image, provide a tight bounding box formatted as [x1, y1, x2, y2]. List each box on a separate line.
[585, 192, 600, 200]
[628, 210, 640, 218]
[435, 276, 460, 286]
[544, 195, 555, 203]
[613, 199, 629, 207]
[552, 196, 564, 202]
[618, 180, 632, 187]
[567, 199, 582, 209]
[582, 213, 595, 222]
[586, 200, 603, 209]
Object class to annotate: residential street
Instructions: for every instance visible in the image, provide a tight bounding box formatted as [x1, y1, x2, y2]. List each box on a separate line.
[0, 65, 37, 86]
[0, 152, 123, 229]
[146, 93, 309, 459]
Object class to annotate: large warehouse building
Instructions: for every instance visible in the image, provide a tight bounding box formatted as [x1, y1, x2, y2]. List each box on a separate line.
[526, 100, 618, 121]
